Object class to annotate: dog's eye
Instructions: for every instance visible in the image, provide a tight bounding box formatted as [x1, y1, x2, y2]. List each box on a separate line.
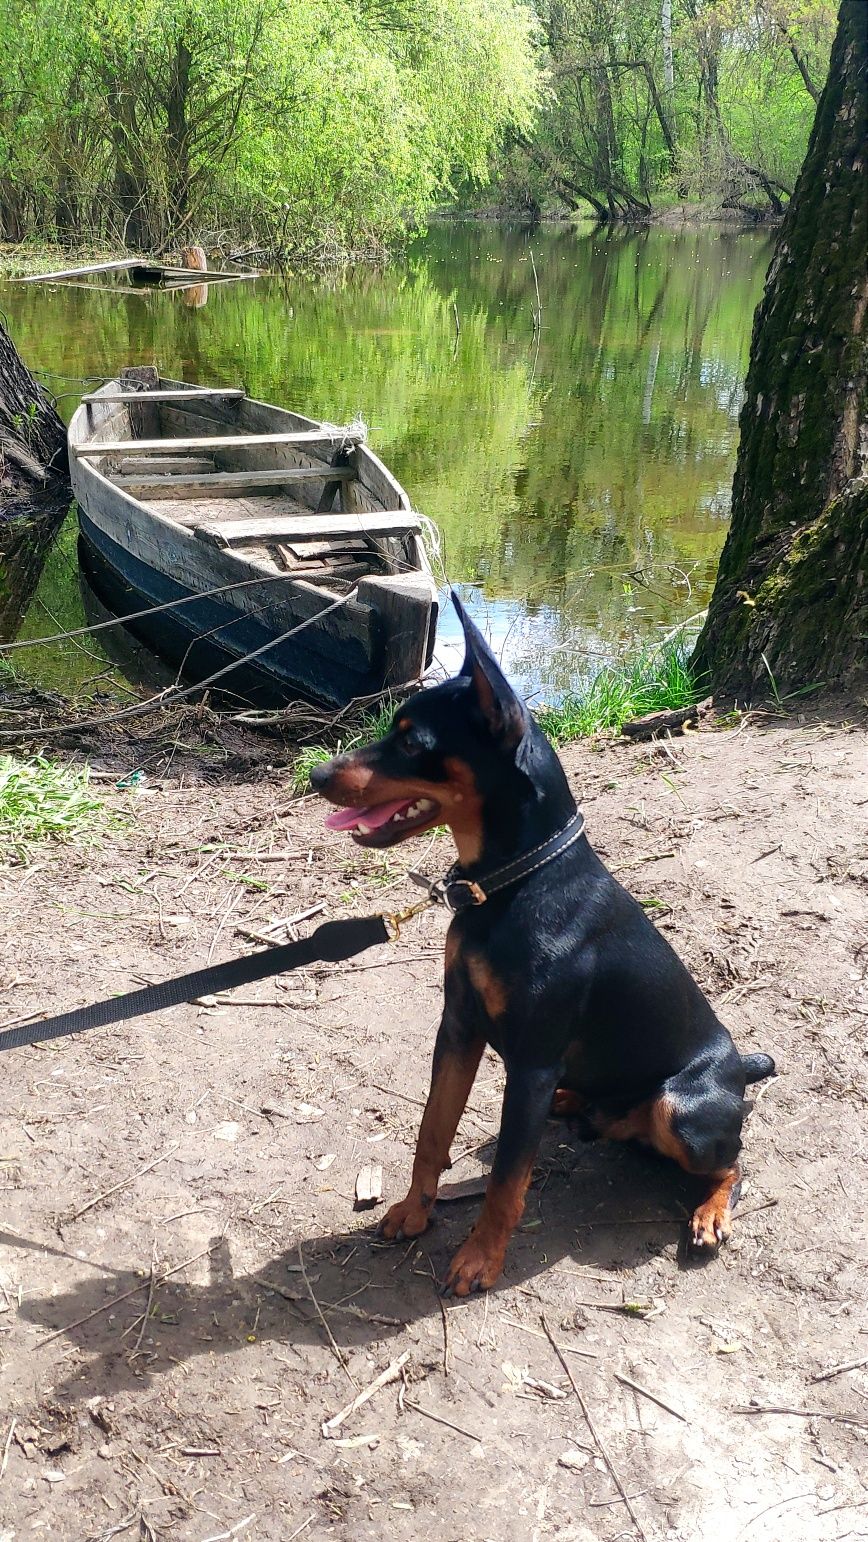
[397, 727, 425, 756]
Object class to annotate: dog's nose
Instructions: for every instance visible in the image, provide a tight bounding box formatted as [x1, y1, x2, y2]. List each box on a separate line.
[308, 760, 332, 793]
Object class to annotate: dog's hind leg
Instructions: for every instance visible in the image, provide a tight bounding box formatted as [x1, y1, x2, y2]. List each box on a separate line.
[379, 1016, 484, 1243]
[646, 1087, 746, 1252]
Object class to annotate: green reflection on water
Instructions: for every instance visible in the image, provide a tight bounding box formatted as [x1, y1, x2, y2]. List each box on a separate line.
[1, 222, 772, 702]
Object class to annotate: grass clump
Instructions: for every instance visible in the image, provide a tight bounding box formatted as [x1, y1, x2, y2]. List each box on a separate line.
[289, 700, 396, 795]
[0, 754, 104, 855]
[535, 638, 699, 745]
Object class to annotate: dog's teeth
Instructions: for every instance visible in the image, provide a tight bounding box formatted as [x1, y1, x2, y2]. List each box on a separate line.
[357, 822, 373, 834]
[418, 799, 434, 812]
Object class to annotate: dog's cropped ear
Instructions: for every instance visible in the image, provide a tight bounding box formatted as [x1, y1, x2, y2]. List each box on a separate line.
[452, 590, 528, 746]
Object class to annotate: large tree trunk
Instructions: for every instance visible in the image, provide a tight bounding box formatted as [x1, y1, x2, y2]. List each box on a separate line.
[0, 323, 71, 640]
[692, 0, 868, 697]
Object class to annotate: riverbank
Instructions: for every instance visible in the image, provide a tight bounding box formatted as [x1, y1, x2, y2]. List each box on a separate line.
[0, 702, 865, 1541]
[436, 201, 783, 227]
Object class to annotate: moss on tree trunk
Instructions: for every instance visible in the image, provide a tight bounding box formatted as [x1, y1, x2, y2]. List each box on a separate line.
[692, 0, 868, 698]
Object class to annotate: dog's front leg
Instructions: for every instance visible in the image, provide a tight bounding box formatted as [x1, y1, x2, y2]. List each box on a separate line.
[379, 1014, 485, 1242]
[443, 1059, 561, 1297]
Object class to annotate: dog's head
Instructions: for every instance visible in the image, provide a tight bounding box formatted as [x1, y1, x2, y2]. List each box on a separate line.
[310, 593, 536, 862]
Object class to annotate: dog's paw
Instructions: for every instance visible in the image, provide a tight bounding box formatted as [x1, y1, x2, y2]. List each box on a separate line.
[378, 1193, 433, 1242]
[440, 1234, 506, 1297]
[689, 1197, 733, 1252]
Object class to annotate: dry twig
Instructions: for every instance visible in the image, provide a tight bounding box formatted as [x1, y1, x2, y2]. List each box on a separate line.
[36, 1241, 222, 1348]
[321, 1350, 410, 1438]
[66, 1145, 178, 1223]
[297, 1243, 356, 1388]
[614, 1371, 688, 1423]
[541, 1314, 648, 1542]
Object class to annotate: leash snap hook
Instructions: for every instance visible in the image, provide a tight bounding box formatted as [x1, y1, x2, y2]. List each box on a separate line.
[384, 894, 436, 941]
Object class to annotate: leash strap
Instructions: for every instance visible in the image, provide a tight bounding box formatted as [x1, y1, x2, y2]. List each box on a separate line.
[410, 809, 587, 914]
[0, 915, 390, 1054]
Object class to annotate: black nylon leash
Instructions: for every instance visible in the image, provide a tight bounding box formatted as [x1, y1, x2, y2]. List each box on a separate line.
[0, 915, 390, 1054]
[0, 812, 588, 1054]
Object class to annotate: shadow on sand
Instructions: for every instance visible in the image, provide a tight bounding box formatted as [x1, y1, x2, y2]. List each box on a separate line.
[11, 1130, 714, 1407]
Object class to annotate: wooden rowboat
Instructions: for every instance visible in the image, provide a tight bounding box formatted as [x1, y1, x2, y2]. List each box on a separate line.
[68, 369, 439, 708]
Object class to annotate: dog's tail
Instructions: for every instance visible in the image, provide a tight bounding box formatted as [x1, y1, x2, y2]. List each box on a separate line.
[741, 1052, 776, 1084]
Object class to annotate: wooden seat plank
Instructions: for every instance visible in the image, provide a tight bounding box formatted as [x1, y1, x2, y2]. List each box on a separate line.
[74, 429, 365, 458]
[116, 467, 355, 499]
[195, 512, 420, 547]
[117, 456, 216, 476]
[82, 388, 245, 404]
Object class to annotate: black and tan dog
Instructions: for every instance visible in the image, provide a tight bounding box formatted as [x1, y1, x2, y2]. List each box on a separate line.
[312, 596, 774, 1296]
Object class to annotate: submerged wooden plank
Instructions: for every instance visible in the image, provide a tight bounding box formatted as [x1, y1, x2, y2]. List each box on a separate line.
[196, 512, 421, 546]
[17, 258, 139, 284]
[116, 467, 355, 498]
[74, 429, 366, 458]
[82, 388, 245, 404]
[130, 263, 257, 282]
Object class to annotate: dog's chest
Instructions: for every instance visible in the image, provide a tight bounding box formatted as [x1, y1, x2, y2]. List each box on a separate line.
[445, 936, 513, 1032]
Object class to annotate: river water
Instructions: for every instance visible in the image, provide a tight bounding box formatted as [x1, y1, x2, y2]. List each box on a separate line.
[1, 222, 773, 703]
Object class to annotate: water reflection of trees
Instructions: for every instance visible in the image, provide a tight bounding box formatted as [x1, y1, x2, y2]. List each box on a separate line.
[2, 223, 771, 697]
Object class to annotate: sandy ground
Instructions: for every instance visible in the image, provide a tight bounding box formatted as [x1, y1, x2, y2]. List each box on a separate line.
[0, 706, 866, 1542]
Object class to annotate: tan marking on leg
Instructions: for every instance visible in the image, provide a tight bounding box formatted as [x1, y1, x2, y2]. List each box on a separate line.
[648, 1094, 690, 1164]
[690, 1165, 740, 1249]
[379, 1040, 484, 1241]
[595, 1095, 740, 1251]
[444, 1158, 535, 1295]
[466, 953, 508, 1019]
[600, 1095, 688, 1164]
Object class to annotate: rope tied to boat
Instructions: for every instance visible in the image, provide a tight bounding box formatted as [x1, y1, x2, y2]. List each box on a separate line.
[319, 415, 368, 453]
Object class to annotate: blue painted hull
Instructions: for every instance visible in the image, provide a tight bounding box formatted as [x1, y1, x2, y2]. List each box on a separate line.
[78, 510, 383, 709]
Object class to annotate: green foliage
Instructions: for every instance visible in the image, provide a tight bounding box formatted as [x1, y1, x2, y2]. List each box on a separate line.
[0, 754, 104, 854]
[0, 0, 540, 251]
[495, 0, 836, 218]
[535, 636, 698, 741]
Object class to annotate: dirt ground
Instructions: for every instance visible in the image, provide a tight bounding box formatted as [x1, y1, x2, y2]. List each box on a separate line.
[0, 705, 866, 1542]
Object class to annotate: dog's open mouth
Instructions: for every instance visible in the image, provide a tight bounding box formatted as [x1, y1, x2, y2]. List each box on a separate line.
[324, 796, 440, 847]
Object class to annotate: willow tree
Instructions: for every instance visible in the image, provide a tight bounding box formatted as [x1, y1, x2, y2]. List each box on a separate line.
[692, 0, 867, 696]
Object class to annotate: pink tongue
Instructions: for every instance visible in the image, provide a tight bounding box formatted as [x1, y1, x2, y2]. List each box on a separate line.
[325, 798, 412, 832]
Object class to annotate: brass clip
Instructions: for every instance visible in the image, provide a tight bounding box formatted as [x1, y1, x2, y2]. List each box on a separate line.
[384, 894, 436, 941]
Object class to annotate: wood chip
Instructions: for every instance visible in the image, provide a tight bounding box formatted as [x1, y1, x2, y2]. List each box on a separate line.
[354, 1165, 384, 1209]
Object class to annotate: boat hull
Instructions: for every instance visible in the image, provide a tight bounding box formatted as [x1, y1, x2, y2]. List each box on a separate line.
[78, 510, 388, 709]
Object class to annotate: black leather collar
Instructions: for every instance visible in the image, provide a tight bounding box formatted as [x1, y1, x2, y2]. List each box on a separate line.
[410, 809, 586, 914]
